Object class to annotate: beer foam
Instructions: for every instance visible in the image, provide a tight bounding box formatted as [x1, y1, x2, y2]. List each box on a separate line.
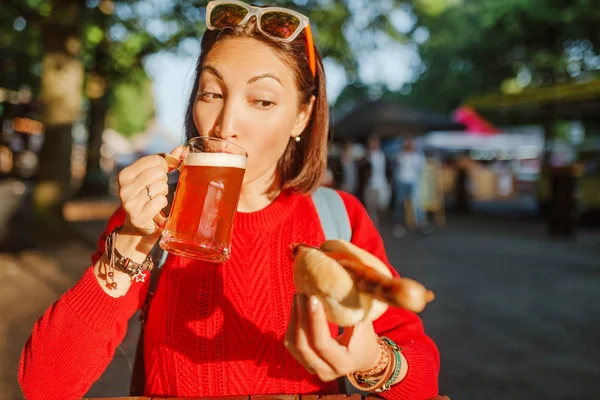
[183, 152, 246, 169]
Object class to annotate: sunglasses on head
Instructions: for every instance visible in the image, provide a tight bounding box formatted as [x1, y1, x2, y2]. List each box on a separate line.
[206, 0, 316, 77]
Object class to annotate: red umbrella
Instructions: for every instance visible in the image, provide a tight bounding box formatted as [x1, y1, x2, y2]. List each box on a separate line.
[453, 106, 499, 135]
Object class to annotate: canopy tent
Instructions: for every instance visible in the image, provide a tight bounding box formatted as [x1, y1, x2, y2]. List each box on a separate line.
[452, 106, 500, 135]
[331, 100, 464, 142]
[465, 78, 600, 166]
[424, 130, 543, 155]
[465, 78, 600, 123]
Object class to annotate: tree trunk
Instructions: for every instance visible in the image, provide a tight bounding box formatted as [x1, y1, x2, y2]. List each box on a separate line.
[77, 93, 110, 197]
[78, 11, 111, 198]
[34, 124, 74, 232]
[33, 6, 83, 239]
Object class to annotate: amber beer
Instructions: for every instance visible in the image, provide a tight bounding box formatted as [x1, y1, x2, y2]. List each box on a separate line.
[159, 151, 246, 262]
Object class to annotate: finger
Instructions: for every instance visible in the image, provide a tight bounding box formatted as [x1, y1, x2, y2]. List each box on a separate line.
[284, 294, 315, 374]
[119, 166, 168, 203]
[140, 194, 168, 221]
[123, 183, 167, 229]
[170, 145, 188, 160]
[128, 195, 168, 234]
[144, 180, 169, 201]
[297, 294, 337, 381]
[159, 145, 188, 172]
[118, 154, 169, 187]
[133, 180, 169, 208]
[137, 180, 168, 230]
[305, 295, 352, 376]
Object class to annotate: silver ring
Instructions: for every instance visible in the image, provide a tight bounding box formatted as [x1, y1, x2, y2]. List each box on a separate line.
[146, 185, 153, 200]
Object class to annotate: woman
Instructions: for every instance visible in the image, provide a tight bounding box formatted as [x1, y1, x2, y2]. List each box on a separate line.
[19, 1, 439, 399]
[363, 135, 392, 228]
[393, 138, 426, 237]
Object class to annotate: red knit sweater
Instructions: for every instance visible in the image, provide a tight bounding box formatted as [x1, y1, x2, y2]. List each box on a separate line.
[19, 190, 439, 400]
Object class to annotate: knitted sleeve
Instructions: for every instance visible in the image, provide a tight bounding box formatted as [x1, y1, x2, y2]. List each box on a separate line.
[19, 208, 150, 400]
[338, 191, 440, 400]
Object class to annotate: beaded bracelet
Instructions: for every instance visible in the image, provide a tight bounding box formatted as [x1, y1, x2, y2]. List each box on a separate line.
[346, 336, 402, 392]
[379, 336, 402, 392]
[104, 226, 154, 289]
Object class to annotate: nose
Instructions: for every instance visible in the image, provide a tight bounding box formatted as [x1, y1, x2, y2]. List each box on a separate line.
[213, 99, 239, 142]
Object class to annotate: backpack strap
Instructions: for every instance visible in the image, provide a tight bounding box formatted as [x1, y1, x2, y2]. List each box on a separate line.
[311, 187, 352, 242]
[312, 187, 365, 395]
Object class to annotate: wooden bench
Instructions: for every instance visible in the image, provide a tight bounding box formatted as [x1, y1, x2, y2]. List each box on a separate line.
[84, 395, 450, 400]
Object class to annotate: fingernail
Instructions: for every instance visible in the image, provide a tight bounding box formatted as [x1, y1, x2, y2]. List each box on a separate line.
[309, 295, 320, 313]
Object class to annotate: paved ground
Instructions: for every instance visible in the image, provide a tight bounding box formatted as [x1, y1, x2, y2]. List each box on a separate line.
[2, 207, 599, 399]
[0, 238, 141, 400]
[385, 216, 600, 400]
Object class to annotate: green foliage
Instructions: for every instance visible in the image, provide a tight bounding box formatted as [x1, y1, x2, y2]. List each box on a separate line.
[85, 25, 104, 46]
[403, 0, 600, 113]
[106, 72, 155, 137]
[5, 0, 600, 121]
[0, 5, 43, 93]
[2, 0, 417, 122]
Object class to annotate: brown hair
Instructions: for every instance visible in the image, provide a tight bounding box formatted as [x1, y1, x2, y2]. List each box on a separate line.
[184, 18, 328, 193]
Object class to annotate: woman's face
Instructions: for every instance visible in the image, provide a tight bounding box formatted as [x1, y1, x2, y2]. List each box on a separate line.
[193, 37, 313, 187]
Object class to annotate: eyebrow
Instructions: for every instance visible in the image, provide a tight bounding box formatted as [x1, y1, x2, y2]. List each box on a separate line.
[201, 65, 223, 80]
[248, 73, 282, 86]
[201, 66, 282, 86]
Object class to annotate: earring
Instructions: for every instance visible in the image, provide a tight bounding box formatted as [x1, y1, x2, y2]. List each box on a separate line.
[294, 136, 301, 142]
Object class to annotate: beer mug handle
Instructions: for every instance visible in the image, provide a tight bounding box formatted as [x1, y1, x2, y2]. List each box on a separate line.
[153, 152, 185, 231]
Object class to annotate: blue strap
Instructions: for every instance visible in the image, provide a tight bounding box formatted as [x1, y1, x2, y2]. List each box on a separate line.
[311, 187, 352, 242]
[312, 187, 361, 394]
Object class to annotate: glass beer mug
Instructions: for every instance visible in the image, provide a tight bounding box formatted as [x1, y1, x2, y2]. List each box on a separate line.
[155, 137, 247, 262]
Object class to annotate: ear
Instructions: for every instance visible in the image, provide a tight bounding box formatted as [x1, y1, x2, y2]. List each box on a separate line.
[291, 95, 316, 140]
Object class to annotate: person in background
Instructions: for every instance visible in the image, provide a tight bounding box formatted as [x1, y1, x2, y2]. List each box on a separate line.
[363, 135, 390, 228]
[393, 138, 426, 237]
[339, 141, 358, 196]
[455, 151, 472, 213]
[491, 157, 514, 199]
[356, 143, 371, 205]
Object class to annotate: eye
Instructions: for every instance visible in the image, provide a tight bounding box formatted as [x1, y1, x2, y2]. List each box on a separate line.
[252, 100, 275, 109]
[199, 92, 223, 101]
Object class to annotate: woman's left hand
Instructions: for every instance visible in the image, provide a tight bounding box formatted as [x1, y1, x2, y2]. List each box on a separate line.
[284, 293, 380, 381]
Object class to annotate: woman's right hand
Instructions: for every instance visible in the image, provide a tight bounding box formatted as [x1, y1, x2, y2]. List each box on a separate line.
[93, 147, 186, 297]
[117, 147, 186, 235]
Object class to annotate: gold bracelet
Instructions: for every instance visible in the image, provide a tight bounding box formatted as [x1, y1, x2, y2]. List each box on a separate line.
[358, 336, 389, 376]
[346, 336, 402, 392]
[347, 345, 394, 392]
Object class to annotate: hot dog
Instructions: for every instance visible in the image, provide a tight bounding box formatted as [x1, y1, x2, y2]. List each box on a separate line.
[292, 240, 434, 327]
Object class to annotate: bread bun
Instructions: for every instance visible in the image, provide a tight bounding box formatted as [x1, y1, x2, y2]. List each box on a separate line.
[292, 240, 434, 327]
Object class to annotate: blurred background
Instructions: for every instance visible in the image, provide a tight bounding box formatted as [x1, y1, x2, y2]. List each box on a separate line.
[1, 0, 599, 399]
